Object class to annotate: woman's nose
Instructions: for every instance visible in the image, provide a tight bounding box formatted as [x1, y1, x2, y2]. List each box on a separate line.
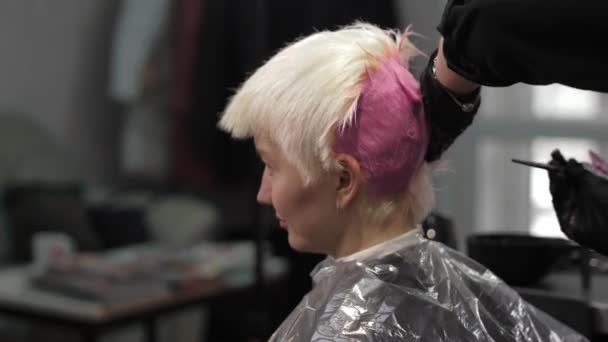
[256, 169, 272, 205]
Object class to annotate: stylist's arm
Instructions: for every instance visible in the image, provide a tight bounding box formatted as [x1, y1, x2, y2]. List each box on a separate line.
[439, 0, 608, 92]
[434, 38, 478, 95]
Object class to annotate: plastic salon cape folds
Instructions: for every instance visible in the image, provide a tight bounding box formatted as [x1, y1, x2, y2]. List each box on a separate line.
[269, 228, 587, 341]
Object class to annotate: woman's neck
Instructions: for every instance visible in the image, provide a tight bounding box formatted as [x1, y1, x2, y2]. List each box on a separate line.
[332, 212, 416, 258]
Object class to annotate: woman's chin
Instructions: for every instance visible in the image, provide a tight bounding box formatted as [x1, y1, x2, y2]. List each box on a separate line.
[287, 232, 318, 254]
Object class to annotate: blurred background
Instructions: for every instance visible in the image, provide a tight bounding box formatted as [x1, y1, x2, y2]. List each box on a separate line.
[0, 0, 607, 341]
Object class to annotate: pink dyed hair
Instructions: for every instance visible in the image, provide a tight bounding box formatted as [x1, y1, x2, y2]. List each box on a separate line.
[333, 46, 427, 199]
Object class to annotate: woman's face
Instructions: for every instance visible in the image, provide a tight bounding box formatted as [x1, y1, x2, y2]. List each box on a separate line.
[255, 138, 343, 254]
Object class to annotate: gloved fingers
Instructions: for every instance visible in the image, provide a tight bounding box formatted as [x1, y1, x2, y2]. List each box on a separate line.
[549, 149, 567, 166]
[548, 150, 567, 195]
[547, 151, 577, 214]
[544, 150, 608, 256]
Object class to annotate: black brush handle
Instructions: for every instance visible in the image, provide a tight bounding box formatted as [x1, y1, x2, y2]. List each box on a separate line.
[511, 158, 561, 172]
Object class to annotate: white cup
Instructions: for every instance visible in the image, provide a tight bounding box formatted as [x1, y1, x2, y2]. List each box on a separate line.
[32, 232, 75, 273]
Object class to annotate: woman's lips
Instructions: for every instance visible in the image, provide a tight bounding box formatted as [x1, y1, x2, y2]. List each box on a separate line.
[277, 217, 287, 228]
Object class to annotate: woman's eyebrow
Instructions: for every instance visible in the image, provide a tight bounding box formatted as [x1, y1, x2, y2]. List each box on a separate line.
[255, 147, 272, 163]
[255, 146, 265, 157]
[255, 143, 273, 157]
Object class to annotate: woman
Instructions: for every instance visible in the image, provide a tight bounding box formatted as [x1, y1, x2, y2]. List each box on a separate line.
[219, 23, 585, 341]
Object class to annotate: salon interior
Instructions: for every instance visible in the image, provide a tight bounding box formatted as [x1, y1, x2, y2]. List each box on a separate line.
[0, 1, 606, 341]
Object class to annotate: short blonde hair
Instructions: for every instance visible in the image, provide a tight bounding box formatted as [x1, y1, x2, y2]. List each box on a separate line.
[219, 22, 434, 225]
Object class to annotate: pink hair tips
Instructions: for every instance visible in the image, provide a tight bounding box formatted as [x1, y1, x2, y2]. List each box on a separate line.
[333, 53, 428, 199]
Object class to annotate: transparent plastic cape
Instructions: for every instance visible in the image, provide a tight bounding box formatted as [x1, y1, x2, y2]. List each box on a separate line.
[269, 228, 587, 341]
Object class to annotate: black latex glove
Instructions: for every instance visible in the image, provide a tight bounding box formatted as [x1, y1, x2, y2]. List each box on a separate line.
[421, 51, 480, 162]
[438, 0, 608, 92]
[548, 150, 608, 256]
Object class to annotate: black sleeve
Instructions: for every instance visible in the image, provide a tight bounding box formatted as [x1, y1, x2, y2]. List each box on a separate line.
[422, 50, 481, 162]
[438, 0, 608, 93]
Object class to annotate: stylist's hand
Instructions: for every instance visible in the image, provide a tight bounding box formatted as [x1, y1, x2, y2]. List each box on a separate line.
[548, 149, 608, 256]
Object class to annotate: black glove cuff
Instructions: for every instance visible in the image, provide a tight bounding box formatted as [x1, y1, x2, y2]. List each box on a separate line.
[423, 50, 481, 162]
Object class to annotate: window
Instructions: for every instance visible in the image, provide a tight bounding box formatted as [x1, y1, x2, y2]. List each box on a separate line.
[532, 84, 600, 120]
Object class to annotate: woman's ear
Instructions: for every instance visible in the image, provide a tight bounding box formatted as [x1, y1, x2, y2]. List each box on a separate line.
[335, 154, 362, 209]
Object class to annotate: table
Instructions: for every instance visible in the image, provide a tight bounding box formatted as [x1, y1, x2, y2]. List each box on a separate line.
[0, 239, 290, 342]
[0, 265, 247, 342]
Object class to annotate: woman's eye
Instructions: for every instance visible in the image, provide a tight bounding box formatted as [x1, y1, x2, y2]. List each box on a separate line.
[264, 164, 273, 176]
